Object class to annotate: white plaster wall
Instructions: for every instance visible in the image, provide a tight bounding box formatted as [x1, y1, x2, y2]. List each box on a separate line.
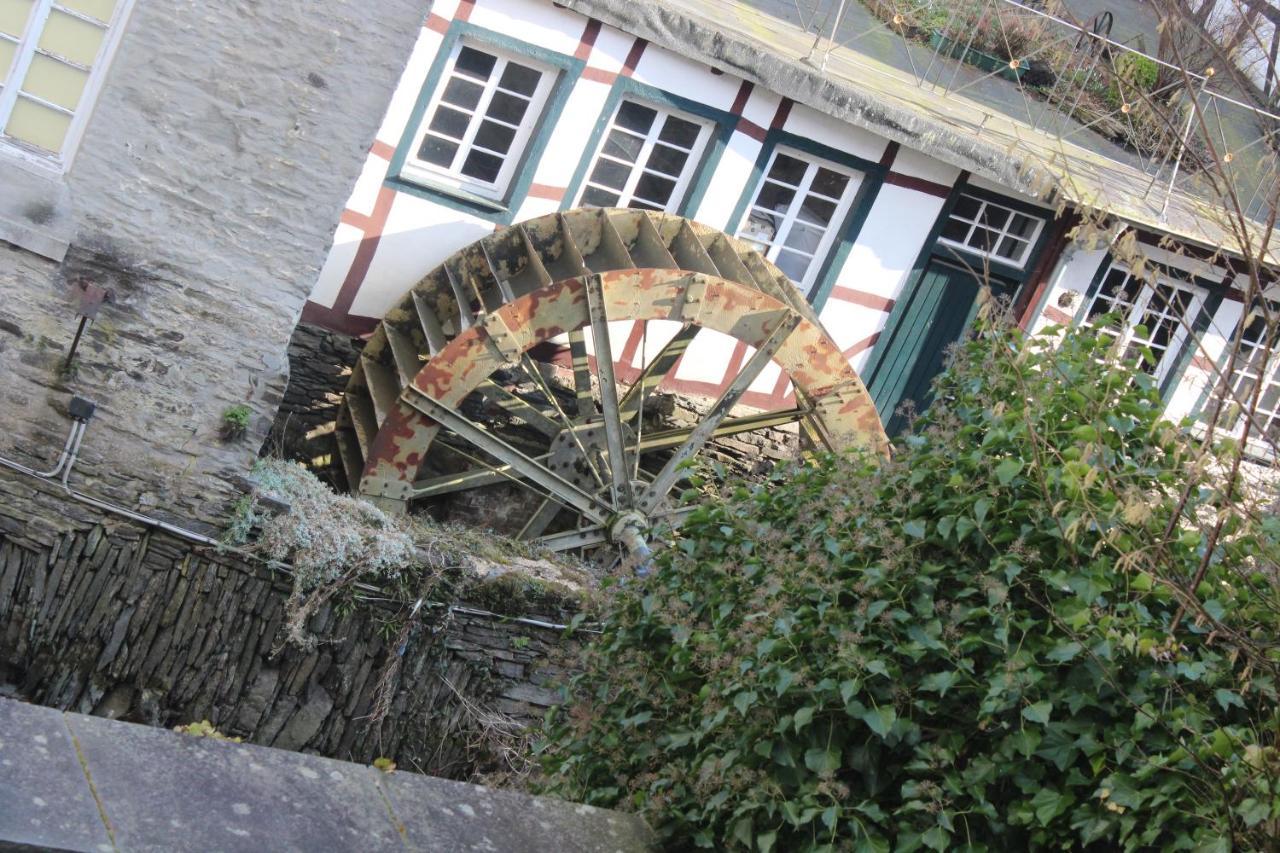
[377, 28, 448, 147]
[310, 223, 364, 308]
[691, 131, 763, 231]
[782, 102, 888, 164]
[839, 184, 942, 300]
[515, 83, 612, 220]
[349, 196, 493, 318]
[1026, 245, 1107, 336]
[1166, 297, 1243, 422]
[467, 0, 585, 54]
[631, 48, 740, 110]
[586, 24, 633, 73]
[890, 147, 961, 184]
[674, 328, 741, 386]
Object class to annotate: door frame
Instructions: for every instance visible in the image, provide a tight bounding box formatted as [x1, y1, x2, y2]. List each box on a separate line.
[862, 176, 1057, 425]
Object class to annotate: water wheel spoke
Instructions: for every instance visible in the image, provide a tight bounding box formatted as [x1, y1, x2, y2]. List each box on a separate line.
[617, 324, 700, 422]
[567, 329, 595, 422]
[584, 273, 635, 509]
[476, 379, 561, 438]
[514, 352, 609, 492]
[639, 312, 803, 514]
[421, 439, 591, 523]
[636, 407, 809, 453]
[533, 505, 699, 553]
[535, 524, 610, 552]
[517, 497, 562, 541]
[402, 387, 612, 523]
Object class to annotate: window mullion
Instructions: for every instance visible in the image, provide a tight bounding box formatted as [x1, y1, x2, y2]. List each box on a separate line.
[1160, 290, 1201, 380]
[0, 0, 55, 129]
[620, 117, 662, 206]
[774, 164, 814, 257]
[451, 57, 504, 173]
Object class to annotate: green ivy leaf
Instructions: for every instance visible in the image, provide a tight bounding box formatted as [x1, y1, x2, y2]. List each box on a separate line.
[804, 746, 841, 773]
[1030, 787, 1075, 824]
[775, 669, 795, 696]
[1046, 642, 1082, 663]
[860, 706, 897, 738]
[1022, 701, 1053, 725]
[920, 670, 959, 696]
[1214, 689, 1244, 712]
[793, 705, 816, 731]
[995, 458, 1024, 485]
[921, 826, 950, 851]
[903, 519, 927, 539]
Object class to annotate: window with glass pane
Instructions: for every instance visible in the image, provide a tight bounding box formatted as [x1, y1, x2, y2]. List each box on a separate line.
[404, 43, 555, 199]
[1080, 263, 1204, 383]
[938, 193, 1044, 268]
[577, 100, 710, 212]
[736, 149, 860, 295]
[0, 0, 123, 163]
[1208, 307, 1280, 449]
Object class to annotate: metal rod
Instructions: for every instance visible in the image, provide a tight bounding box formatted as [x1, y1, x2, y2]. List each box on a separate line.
[617, 324, 699, 420]
[403, 386, 612, 523]
[567, 329, 595, 421]
[476, 379, 561, 438]
[583, 273, 634, 509]
[640, 312, 802, 514]
[517, 352, 607, 490]
[1161, 91, 1203, 221]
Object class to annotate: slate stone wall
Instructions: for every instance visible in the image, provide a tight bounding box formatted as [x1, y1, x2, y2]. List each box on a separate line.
[0, 0, 426, 530]
[0, 468, 580, 781]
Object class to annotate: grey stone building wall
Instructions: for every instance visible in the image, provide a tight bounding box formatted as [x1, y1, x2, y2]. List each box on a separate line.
[0, 0, 428, 530]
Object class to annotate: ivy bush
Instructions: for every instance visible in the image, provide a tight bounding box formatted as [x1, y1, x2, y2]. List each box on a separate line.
[538, 320, 1280, 850]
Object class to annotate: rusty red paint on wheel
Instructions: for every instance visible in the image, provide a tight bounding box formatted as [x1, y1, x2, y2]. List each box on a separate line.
[357, 268, 887, 501]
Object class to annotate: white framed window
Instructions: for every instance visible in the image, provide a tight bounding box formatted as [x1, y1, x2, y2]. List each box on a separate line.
[736, 148, 861, 296]
[402, 42, 557, 200]
[0, 0, 134, 169]
[576, 100, 712, 212]
[938, 193, 1045, 268]
[1208, 306, 1280, 453]
[1081, 262, 1206, 384]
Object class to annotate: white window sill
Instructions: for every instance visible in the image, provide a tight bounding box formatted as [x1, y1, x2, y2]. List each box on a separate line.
[0, 149, 75, 262]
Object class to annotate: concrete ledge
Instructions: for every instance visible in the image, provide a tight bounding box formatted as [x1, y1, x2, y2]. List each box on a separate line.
[0, 698, 654, 852]
[0, 156, 73, 262]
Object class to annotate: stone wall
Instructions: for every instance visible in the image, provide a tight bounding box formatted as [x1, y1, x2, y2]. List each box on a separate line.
[0, 467, 582, 781]
[0, 0, 427, 531]
[265, 322, 363, 488]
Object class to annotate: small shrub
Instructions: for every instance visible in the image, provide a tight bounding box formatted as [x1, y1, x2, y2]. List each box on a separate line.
[220, 404, 252, 441]
[538, 319, 1280, 850]
[1105, 52, 1160, 110]
[174, 720, 241, 742]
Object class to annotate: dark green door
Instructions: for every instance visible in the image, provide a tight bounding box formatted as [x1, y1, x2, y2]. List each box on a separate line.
[867, 258, 1016, 435]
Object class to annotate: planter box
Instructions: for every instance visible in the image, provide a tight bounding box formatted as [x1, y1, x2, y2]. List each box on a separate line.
[930, 32, 1027, 83]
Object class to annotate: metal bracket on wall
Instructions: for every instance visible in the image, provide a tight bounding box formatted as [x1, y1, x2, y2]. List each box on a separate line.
[65, 280, 111, 372]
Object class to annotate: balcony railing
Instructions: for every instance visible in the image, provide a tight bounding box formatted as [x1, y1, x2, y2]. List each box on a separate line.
[783, 0, 1280, 225]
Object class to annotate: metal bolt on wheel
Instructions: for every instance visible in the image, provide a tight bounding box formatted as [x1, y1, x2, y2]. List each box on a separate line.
[332, 208, 886, 565]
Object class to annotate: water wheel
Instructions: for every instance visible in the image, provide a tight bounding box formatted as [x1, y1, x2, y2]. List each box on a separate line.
[332, 208, 886, 562]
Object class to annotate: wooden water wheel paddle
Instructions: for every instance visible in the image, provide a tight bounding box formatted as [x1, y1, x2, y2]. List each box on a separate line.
[332, 208, 886, 564]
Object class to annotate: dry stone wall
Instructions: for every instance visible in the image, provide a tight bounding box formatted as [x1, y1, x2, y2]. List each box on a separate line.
[0, 468, 582, 781]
